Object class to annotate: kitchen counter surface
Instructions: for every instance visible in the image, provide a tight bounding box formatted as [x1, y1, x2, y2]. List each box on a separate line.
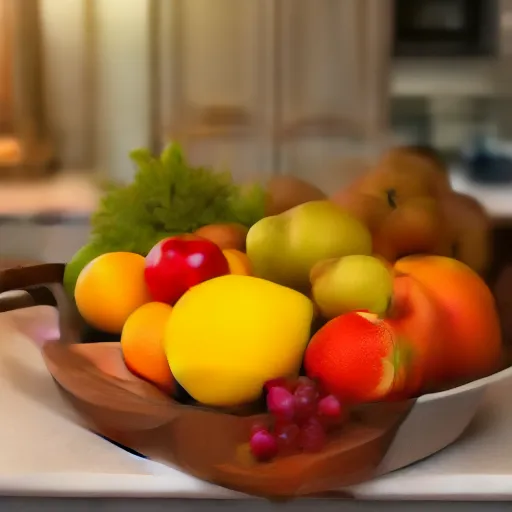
[0, 169, 510, 223]
[0, 306, 512, 511]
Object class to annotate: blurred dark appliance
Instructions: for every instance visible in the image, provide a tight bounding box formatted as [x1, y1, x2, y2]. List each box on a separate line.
[393, 0, 497, 57]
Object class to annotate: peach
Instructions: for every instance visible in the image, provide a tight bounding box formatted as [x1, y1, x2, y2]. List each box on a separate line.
[304, 312, 403, 403]
[395, 255, 502, 383]
[222, 249, 252, 276]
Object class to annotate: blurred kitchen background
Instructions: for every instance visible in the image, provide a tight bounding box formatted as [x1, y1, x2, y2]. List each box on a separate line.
[1, 0, 512, 262]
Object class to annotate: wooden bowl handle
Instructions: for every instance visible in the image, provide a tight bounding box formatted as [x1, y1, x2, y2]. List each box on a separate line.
[0, 263, 81, 344]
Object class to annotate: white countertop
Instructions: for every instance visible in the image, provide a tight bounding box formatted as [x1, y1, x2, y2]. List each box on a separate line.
[0, 305, 512, 502]
[450, 171, 512, 221]
[0, 173, 100, 217]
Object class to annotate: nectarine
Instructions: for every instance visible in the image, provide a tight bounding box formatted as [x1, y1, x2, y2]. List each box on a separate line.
[395, 255, 502, 383]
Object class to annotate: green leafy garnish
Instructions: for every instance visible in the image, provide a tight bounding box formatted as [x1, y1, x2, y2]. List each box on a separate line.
[90, 143, 266, 255]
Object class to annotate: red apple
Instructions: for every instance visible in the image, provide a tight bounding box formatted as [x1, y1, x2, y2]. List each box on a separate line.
[144, 235, 230, 304]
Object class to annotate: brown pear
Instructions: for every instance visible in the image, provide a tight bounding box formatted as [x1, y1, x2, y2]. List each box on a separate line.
[265, 176, 327, 216]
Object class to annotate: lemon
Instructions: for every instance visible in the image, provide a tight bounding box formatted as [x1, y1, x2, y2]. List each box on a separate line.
[165, 275, 314, 407]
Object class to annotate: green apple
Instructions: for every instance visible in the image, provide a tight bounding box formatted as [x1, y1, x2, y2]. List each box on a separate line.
[63, 243, 106, 298]
[311, 254, 394, 319]
[246, 200, 372, 291]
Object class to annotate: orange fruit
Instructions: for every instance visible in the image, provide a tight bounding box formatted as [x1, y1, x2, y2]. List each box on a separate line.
[194, 223, 248, 251]
[222, 249, 252, 276]
[75, 252, 152, 334]
[121, 302, 174, 392]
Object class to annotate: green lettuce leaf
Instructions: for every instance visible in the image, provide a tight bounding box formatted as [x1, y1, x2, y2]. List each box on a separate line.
[90, 143, 266, 255]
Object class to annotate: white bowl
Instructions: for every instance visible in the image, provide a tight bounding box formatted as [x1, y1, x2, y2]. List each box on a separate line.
[377, 365, 512, 476]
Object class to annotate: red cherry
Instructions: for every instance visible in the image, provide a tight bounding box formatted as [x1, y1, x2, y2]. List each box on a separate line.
[144, 235, 230, 304]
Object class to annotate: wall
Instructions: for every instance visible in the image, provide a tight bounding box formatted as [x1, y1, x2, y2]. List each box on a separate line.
[0, 0, 13, 131]
[39, 0, 153, 181]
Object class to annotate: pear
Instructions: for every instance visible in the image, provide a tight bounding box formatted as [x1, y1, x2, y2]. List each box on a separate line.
[165, 274, 314, 407]
[311, 255, 394, 319]
[246, 200, 372, 291]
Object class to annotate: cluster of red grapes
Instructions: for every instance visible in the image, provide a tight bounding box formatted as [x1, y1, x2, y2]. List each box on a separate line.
[249, 377, 344, 462]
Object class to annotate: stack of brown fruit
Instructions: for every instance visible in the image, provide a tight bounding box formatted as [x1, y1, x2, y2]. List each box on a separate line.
[331, 146, 491, 276]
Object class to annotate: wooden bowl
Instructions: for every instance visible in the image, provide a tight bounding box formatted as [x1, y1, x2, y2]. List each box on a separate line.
[0, 263, 510, 499]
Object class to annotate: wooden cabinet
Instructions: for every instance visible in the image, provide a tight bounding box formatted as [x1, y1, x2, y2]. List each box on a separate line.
[157, 0, 394, 190]
[0, 0, 53, 175]
[26, 0, 393, 185]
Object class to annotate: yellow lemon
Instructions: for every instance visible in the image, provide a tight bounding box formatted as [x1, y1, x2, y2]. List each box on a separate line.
[165, 274, 314, 407]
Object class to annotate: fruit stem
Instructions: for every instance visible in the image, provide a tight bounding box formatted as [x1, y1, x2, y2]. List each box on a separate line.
[386, 189, 397, 208]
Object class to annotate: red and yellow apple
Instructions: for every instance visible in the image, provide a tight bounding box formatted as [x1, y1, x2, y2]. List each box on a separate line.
[395, 255, 502, 383]
[304, 311, 417, 403]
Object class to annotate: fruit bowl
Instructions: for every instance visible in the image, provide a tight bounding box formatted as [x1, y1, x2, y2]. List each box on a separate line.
[1, 262, 511, 499]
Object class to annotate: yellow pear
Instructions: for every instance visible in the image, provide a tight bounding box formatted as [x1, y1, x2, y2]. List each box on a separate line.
[311, 255, 394, 319]
[246, 200, 372, 291]
[165, 275, 314, 407]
